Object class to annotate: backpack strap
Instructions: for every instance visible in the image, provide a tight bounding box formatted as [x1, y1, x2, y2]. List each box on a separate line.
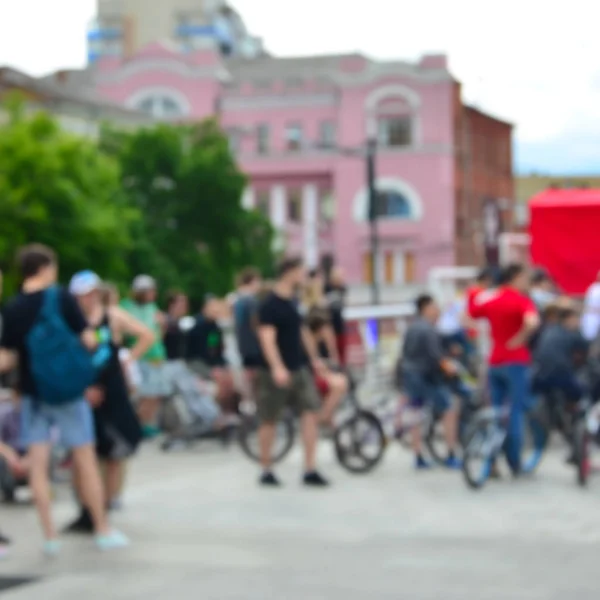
[41, 285, 60, 318]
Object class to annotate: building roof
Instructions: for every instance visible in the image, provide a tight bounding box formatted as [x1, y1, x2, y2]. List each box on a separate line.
[463, 103, 513, 128]
[0, 66, 153, 122]
[223, 52, 451, 83]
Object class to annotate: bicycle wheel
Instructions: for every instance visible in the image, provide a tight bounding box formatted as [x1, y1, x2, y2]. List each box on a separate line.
[424, 412, 448, 465]
[573, 419, 591, 487]
[237, 413, 295, 464]
[462, 422, 494, 490]
[334, 410, 386, 474]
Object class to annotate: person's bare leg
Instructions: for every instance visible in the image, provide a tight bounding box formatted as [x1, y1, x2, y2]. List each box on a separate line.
[319, 374, 347, 426]
[28, 443, 56, 540]
[71, 445, 109, 535]
[442, 409, 458, 453]
[258, 423, 276, 471]
[105, 460, 123, 504]
[411, 422, 423, 456]
[300, 411, 319, 472]
[115, 461, 127, 499]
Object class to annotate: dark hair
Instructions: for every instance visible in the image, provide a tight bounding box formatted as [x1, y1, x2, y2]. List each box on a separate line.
[16, 244, 56, 280]
[476, 267, 493, 284]
[236, 267, 260, 287]
[305, 307, 330, 332]
[542, 303, 561, 322]
[498, 262, 524, 285]
[308, 268, 320, 279]
[166, 290, 185, 310]
[415, 294, 434, 314]
[531, 268, 549, 285]
[276, 256, 303, 279]
[558, 307, 578, 322]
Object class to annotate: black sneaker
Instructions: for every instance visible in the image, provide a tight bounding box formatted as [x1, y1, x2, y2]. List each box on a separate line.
[303, 471, 330, 487]
[0, 532, 11, 545]
[62, 510, 94, 535]
[259, 471, 282, 487]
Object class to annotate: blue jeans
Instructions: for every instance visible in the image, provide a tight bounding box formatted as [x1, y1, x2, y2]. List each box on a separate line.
[402, 370, 451, 412]
[531, 371, 583, 402]
[488, 364, 543, 472]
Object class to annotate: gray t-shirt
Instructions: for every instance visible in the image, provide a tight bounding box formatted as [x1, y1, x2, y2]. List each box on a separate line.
[534, 323, 588, 378]
[401, 317, 444, 379]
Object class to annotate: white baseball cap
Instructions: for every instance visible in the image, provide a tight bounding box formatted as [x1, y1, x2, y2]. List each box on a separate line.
[69, 271, 101, 296]
[132, 275, 156, 292]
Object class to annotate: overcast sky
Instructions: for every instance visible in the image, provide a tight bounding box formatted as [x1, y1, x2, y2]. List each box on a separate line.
[0, 0, 597, 174]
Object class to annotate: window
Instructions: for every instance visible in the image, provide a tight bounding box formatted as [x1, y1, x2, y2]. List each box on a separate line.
[285, 123, 303, 152]
[377, 116, 412, 147]
[320, 190, 334, 221]
[133, 94, 186, 119]
[287, 188, 302, 222]
[374, 189, 412, 218]
[226, 130, 240, 155]
[404, 251, 416, 283]
[256, 190, 270, 215]
[319, 121, 336, 149]
[256, 123, 269, 154]
[363, 253, 374, 284]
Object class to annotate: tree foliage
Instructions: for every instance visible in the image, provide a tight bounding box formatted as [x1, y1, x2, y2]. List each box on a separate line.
[103, 119, 276, 305]
[0, 97, 276, 305]
[0, 98, 137, 295]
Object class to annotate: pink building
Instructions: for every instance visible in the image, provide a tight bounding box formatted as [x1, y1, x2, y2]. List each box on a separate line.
[54, 42, 511, 285]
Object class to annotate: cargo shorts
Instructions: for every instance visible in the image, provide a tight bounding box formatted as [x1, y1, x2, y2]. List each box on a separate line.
[256, 367, 321, 423]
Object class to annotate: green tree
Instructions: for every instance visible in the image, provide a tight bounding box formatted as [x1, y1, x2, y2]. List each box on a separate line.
[0, 97, 139, 295]
[103, 119, 276, 307]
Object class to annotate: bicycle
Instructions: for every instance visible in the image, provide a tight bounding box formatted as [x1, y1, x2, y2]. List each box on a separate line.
[462, 400, 549, 490]
[238, 371, 386, 474]
[572, 398, 600, 486]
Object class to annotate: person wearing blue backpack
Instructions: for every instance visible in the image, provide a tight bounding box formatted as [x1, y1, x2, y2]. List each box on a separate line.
[0, 244, 129, 555]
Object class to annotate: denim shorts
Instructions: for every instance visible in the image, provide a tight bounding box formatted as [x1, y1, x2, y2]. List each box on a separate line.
[20, 396, 95, 449]
[402, 370, 451, 412]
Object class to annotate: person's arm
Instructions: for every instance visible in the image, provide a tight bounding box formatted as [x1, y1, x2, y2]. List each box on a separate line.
[301, 325, 321, 365]
[321, 324, 340, 365]
[258, 325, 285, 372]
[60, 290, 97, 350]
[0, 308, 18, 373]
[506, 299, 540, 349]
[109, 306, 155, 362]
[0, 349, 17, 373]
[424, 328, 452, 374]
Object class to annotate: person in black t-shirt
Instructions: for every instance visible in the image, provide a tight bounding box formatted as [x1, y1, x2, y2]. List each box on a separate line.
[256, 257, 330, 487]
[0, 244, 128, 554]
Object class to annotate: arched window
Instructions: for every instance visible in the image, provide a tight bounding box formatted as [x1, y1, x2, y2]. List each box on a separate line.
[127, 89, 190, 120]
[365, 85, 420, 147]
[352, 177, 423, 222]
[376, 189, 412, 218]
[134, 95, 185, 118]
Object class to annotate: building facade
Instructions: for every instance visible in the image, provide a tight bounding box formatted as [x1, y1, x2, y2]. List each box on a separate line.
[71, 42, 513, 285]
[0, 67, 153, 137]
[89, 0, 263, 64]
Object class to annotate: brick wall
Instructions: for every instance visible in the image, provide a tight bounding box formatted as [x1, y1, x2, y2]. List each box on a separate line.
[453, 90, 514, 267]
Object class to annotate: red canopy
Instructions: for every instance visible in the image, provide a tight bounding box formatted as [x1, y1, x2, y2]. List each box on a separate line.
[529, 189, 600, 295]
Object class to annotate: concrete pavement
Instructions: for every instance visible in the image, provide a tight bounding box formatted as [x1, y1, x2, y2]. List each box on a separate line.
[1, 440, 600, 599]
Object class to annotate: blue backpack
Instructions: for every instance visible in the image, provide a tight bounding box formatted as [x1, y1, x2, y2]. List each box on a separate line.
[26, 286, 110, 405]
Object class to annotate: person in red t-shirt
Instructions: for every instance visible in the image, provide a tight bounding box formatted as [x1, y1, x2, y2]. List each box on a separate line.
[468, 263, 541, 474]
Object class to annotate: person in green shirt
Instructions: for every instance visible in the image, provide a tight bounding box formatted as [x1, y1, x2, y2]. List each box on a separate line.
[120, 275, 169, 438]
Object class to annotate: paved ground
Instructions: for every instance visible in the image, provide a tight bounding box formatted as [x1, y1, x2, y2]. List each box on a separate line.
[1, 439, 600, 599]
